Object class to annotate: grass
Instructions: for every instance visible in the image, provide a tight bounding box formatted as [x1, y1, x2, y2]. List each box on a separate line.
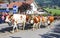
[44, 8, 60, 15]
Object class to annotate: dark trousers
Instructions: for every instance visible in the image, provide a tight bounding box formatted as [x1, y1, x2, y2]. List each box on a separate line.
[0, 18, 2, 23]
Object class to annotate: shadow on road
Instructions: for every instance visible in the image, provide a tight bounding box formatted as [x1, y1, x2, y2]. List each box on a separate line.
[0, 23, 48, 34]
[0, 24, 33, 33]
[0, 27, 12, 33]
[39, 24, 60, 38]
[10, 36, 22, 38]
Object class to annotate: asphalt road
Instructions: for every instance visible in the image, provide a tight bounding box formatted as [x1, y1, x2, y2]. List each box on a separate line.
[0, 20, 60, 38]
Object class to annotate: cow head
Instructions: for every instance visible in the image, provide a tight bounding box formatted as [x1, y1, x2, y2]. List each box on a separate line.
[5, 15, 13, 23]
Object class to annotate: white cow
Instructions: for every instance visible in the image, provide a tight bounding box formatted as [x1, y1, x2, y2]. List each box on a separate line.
[5, 14, 26, 33]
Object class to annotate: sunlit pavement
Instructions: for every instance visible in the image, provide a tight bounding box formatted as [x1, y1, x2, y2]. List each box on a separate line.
[0, 20, 60, 38]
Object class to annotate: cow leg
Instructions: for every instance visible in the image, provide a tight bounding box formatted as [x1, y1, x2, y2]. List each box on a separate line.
[44, 21, 48, 27]
[14, 22, 19, 32]
[36, 23, 38, 29]
[11, 24, 15, 33]
[44, 22, 46, 27]
[23, 22, 25, 30]
[32, 23, 36, 31]
[38, 22, 41, 29]
[12, 22, 18, 33]
[15, 25, 19, 32]
[43, 22, 45, 26]
[37, 23, 40, 29]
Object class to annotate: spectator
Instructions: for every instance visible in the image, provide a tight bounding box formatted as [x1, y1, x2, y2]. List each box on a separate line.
[1, 15, 5, 23]
[0, 14, 2, 23]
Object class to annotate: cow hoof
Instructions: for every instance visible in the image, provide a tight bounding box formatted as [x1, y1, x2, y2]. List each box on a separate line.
[15, 29, 19, 32]
[10, 31, 14, 34]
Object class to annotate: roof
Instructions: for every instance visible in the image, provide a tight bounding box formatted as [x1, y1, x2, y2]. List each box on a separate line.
[8, 0, 34, 8]
[8, 2, 23, 8]
[25, 0, 34, 4]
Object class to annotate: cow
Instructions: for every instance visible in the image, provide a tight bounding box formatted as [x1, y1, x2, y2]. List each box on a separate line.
[28, 15, 54, 30]
[48, 16, 54, 25]
[41, 16, 48, 26]
[5, 14, 26, 33]
[30, 15, 41, 30]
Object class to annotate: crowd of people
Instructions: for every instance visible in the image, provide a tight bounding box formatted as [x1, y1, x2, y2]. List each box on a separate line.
[0, 12, 9, 23]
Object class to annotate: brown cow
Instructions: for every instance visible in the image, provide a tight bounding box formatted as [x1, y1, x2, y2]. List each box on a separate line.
[41, 16, 48, 26]
[48, 16, 54, 25]
[30, 15, 41, 30]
